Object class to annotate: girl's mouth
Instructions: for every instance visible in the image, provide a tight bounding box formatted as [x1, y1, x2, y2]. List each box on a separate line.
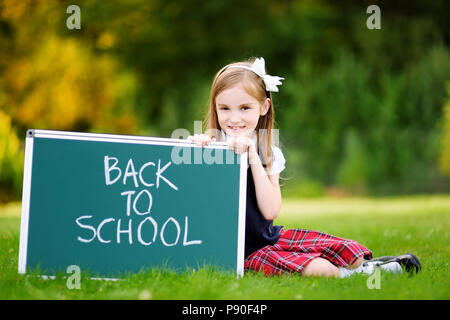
[228, 125, 246, 131]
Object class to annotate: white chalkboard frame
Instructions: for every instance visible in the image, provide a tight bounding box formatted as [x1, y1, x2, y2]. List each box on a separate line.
[18, 129, 248, 278]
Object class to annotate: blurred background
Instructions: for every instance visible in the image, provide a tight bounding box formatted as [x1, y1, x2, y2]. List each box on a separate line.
[0, 0, 449, 202]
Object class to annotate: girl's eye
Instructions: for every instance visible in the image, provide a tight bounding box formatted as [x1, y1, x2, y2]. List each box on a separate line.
[241, 106, 250, 110]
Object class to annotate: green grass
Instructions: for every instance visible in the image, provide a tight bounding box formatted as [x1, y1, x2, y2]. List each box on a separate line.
[1, 196, 449, 300]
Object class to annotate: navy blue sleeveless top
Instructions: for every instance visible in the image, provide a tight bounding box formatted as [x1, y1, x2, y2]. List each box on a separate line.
[245, 167, 283, 258]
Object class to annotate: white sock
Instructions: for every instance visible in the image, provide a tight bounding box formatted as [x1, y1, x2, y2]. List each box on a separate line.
[377, 261, 404, 274]
[339, 260, 403, 278]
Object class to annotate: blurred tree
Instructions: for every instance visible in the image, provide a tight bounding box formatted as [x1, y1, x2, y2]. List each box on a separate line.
[0, 0, 449, 199]
[0, 110, 23, 202]
[337, 129, 369, 194]
[0, 0, 138, 137]
[6, 36, 131, 132]
[440, 84, 450, 177]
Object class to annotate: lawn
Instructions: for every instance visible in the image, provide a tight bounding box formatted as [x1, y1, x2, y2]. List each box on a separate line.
[0, 195, 449, 300]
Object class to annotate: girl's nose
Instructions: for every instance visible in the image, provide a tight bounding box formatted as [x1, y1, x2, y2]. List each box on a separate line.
[229, 112, 241, 124]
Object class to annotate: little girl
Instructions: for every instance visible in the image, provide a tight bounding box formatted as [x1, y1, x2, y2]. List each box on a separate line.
[188, 57, 421, 278]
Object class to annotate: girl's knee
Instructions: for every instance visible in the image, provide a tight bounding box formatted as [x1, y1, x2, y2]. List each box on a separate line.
[348, 257, 364, 269]
[302, 258, 340, 278]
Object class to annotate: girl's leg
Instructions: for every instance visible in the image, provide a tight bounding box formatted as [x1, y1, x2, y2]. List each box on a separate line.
[348, 257, 364, 269]
[245, 229, 373, 277]
[302, 257, 341, 278]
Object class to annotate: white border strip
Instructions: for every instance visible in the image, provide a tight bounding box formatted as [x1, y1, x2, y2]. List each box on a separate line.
[18, 136, 34, 274]
[236, 152, 248, 277]
[31, 129, 229, 149]
[39, 275, 119, 282]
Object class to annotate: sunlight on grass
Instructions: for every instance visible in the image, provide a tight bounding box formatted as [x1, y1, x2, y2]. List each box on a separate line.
[0, 202, 21, 217]
[4, 195, 450, 218]
[281, 195, 450, 217]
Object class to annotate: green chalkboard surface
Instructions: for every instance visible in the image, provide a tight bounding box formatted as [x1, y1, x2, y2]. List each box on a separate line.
[19, 130, 247, 278]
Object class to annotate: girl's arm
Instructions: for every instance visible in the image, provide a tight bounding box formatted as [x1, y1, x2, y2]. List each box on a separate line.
[187, 134, 282, 220]
[248, 149, 282, 221]
[229, 136, 282, 221]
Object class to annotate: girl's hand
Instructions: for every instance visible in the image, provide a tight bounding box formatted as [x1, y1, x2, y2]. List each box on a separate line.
[227, 135, 259, 164]
[187, 134, 216, 147]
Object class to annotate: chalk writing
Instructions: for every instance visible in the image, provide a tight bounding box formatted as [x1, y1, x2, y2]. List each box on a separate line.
[75, 156, 202, 247]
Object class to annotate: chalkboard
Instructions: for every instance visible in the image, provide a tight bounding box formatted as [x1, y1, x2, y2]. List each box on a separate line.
[18, 130, 247, 278]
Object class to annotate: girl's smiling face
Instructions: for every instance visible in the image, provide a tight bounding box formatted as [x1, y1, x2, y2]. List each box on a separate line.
[215, 85, 270, 138]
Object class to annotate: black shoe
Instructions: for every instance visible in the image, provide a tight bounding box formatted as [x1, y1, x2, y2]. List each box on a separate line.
[380, 253, 422, 274]
[368, 256, 396, 263]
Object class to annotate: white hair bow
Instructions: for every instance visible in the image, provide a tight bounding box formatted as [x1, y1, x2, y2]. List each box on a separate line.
[228, 57, 285, 92]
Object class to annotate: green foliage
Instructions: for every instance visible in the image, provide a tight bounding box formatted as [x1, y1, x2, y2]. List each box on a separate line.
[281, 179, 325, 198]
[281, 45, 450, 195]
[337, 130, 369, 194]
[0, 1, 140, 136]
[0, 111, 23, 202]
[0, 0, 450, 198]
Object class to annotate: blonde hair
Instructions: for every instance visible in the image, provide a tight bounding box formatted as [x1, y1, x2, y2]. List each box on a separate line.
[204, 58, 275, 173]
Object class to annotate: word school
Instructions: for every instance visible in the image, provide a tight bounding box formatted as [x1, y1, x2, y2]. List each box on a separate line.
[74, 156, 202, 247]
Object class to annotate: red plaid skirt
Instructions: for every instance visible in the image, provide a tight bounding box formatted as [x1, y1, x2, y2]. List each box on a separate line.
[244, 228, 373, 276]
